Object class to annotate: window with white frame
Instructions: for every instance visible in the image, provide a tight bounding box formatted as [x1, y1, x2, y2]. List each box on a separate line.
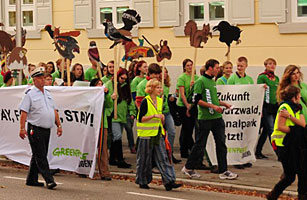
[184, 0, 227, 26]
[5, 0, 36, 30]
[96, 0, 131, 29]
[292, 0, 307, 22]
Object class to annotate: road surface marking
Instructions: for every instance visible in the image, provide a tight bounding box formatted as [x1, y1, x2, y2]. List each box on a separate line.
[3, 176, 63, 184]
[127, 192, 187, 200]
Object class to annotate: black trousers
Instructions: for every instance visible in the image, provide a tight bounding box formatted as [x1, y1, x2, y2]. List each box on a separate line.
[272, 147, 307, 196]
[178, 106, 196, 156]
[27, 123, 54, 184]
[185, 118, 227, 173]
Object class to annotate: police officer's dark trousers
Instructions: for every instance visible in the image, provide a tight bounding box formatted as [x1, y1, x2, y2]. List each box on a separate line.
[27, 123, 54, 184]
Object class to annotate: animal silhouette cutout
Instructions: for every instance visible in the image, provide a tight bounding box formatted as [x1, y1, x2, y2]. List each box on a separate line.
[184, 20, 212, 48]
[157, 40, 172, 62]
[213, 21, 242, 56]
[7, 47, 27, 70]
[45, 25, 80, 60]
[103, 20, 132, 49]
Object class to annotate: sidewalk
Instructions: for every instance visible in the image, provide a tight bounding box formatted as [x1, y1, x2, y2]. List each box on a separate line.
[110, 144, 297, 197]
[0, 144, 298, 197]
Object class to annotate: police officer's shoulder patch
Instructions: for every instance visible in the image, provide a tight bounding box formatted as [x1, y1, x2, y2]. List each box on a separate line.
[25, 89, 31, 94]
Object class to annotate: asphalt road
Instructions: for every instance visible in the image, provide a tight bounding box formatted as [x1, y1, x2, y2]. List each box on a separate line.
[0, 166, 263, 200]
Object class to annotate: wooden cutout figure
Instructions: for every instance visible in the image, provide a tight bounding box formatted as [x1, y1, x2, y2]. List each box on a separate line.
[88, 41, 104, 79]
[157, 40, 172, 62]
[7, 47, 27, 70]
[120, 9, 141, 32]
[44, 25, 80, 60]
[103, 20, 132, 49]
[142, 35, 159, 55]
[184, 20, 212, 48]
[213, 21, 242, 57]
[0, 30, 14, 55]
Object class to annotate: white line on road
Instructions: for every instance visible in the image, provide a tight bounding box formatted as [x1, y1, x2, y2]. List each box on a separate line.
[127, 192, 187, 200]
[3, 176, 63, 185]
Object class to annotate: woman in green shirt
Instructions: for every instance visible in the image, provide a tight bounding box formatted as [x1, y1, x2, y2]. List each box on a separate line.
[131, 60, 147, 101]
[176, 58, 199, 158]
[101, 61, 114, 84]
[216, 61, 233, 85]
[277, 64, 307, 124]
[105, 68, 135, 168]
[256, 58, 279, 159]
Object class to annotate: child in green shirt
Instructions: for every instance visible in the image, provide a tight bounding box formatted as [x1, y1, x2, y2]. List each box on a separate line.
[227, 57, 254, 85]
[216, 61, 233, 85]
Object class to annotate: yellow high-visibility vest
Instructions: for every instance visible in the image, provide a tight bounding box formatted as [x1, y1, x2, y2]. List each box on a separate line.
[271, 103, 300, 147]
[137, 96, 165, 137]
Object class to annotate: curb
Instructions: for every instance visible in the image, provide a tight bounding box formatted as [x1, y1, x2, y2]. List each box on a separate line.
[110, 171, 297, 197]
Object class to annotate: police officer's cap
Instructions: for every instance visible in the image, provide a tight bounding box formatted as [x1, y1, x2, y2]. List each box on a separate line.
[31, 67, 45, 78]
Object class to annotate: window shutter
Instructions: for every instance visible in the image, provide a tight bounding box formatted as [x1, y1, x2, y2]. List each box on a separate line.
[74, 0, 92, 29]
[133, 0, 153, 27]
[158, 0, 179, 27]
[228, 0, 254, 24]
[259, 0, 286, 23]
[0, 0, 3, 24]
[36, 0, 52, 29]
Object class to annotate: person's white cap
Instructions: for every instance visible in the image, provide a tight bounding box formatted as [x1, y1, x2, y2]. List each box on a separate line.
[31, 67, 45, 78]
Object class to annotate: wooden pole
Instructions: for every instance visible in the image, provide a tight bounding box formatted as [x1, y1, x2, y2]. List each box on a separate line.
[124, 59, 128, 69]
[191, 47, 197, 87]
[66, 59, 71, 86]
[61, 57, 65, 79]
[4, 54, 8, 73]
[113, 45, 118, 120]
[227, 52, 230, 62]
[161, 60, 166, 88]
[113, 44, 122, 120]
[96, 61, 102, 79]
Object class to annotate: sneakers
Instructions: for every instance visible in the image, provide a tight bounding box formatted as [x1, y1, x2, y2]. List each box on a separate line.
[219, 170, 238, 180]
[181, 166, 201, 178]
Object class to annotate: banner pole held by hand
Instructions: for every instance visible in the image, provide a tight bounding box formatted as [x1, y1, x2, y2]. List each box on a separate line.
[191, 47, 197, 89]
[67, 59, 71, 86]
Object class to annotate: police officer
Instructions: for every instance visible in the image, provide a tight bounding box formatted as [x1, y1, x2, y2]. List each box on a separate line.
[19, 67, 62, 189]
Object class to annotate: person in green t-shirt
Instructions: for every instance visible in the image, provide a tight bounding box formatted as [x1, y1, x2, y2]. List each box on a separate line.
[227, 56, 254, 85]
[101, 61, 114, 84]
[0, 73, 3, 87]
[277, 64, 307, 124]
[227, 57, 254, 169]
[216, 61, 233, 85]
[176, 58, 199, 159]
[255, 58, 279, 159]
[182, 59, 238, 180]
[131, 60, 147, 101]
[105, 67, 135, 169]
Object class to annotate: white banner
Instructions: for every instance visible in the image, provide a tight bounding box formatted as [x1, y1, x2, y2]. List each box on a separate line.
[0, 86, 104, 178]
[206, 84, 265, 165]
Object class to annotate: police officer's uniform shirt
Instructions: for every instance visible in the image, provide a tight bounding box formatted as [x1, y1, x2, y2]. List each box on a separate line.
[19, 86, 56, 129]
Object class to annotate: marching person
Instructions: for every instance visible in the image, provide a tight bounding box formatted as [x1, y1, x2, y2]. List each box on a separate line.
[227, 56, 254, 169]
[216, 61, 233, 85]
[181, 59, 238, 180]
[19, 67, 62, 189]
[136, 78, 182, 190]
[255, 58, 279, 159]
[176, 59, 199, 158]
[267, 85, 306, 200]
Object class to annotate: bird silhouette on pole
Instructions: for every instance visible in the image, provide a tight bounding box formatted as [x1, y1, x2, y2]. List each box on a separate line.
[213, 21, 242, 57]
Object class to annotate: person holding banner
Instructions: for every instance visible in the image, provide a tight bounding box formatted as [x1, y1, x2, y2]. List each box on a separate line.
[227, 56, 254, 169]
[227, 57, 254, 85]
[268, 85, 306, 200]
[176, 59, 199, 159]
[181, 59, 238, 180]
[131, 61, 147, 101]
[136, 78, 182, 191]
[105, 68, 135, 168]
[255, 58, 279, 159]
[19, 67, 62, 189]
